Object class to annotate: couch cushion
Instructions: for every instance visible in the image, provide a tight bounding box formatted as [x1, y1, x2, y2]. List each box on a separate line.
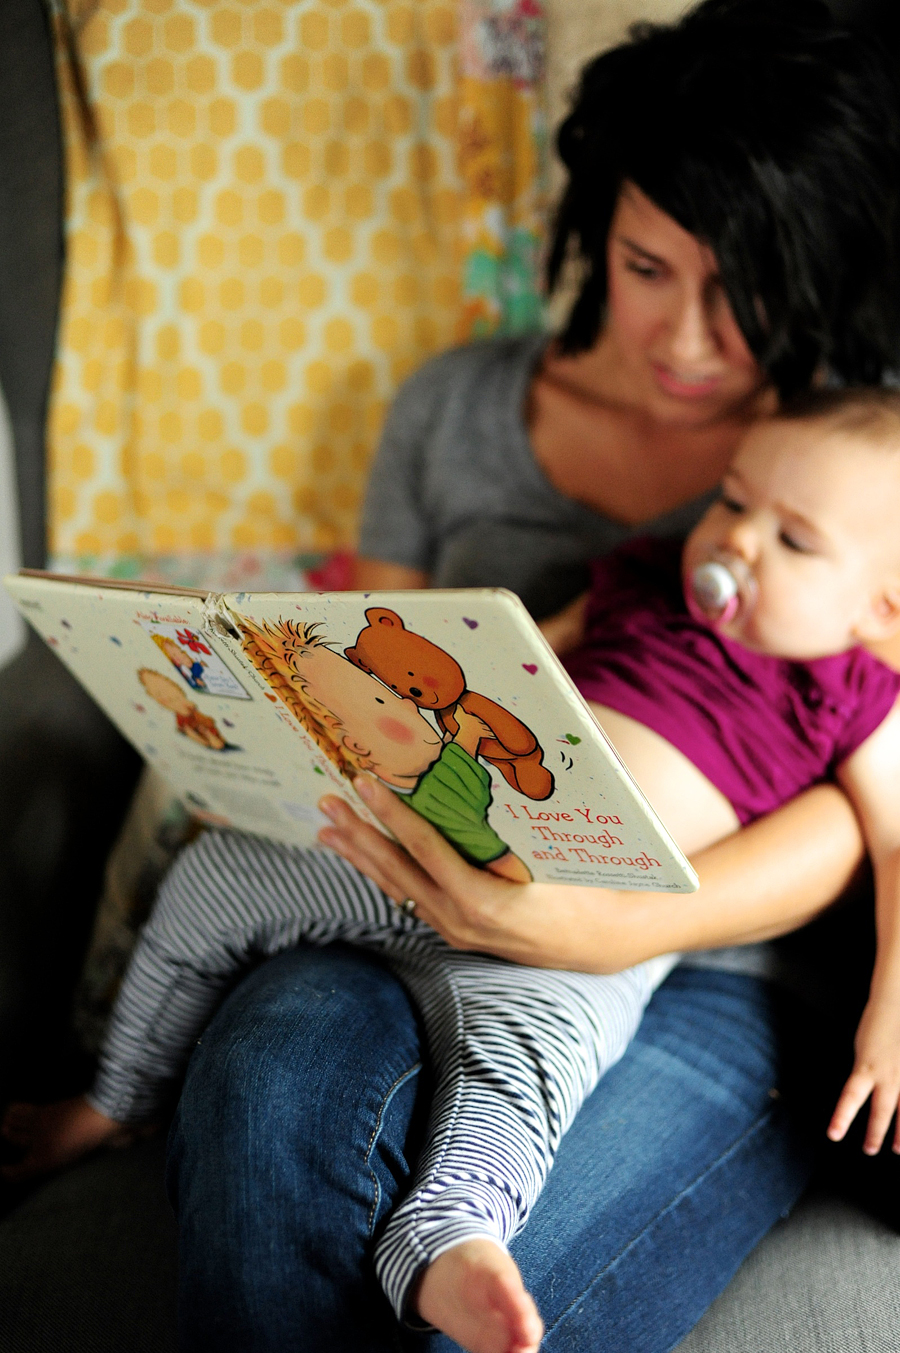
[677, 1189, 900, 1352]
[1, 1149, 897, 1352]
[0, 1136, 177, 1353]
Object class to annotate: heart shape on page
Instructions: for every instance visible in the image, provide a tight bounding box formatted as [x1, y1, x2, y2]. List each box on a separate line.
[522, 663, 538, 675]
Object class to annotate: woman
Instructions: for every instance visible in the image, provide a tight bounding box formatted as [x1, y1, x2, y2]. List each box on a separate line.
[166, 3, 900, 1349]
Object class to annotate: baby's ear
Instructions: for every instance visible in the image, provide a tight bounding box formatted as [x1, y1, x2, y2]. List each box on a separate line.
[856, 580, 900, 642]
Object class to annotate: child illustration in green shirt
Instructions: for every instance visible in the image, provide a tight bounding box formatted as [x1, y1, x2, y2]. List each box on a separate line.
[239, 615, 532, 882]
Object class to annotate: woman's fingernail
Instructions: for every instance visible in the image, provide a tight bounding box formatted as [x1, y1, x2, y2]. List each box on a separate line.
[318, 796, 341, 819]
[355, 776, 375, 801]
[318, 828, 339, 848]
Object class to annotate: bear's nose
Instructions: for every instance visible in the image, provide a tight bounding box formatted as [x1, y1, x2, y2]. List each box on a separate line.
[409, 686, 423, 698]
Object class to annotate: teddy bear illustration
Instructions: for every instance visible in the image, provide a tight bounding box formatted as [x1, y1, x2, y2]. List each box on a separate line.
[345, 607, 555, 801]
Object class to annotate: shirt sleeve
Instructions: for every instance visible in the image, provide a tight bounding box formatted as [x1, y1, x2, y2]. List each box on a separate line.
[832, 650, 900, 766]
[402, 742, 509, 864]
[356, 353, 454, 572]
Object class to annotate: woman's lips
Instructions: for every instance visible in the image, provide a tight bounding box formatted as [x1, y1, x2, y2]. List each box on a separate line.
[651, 362, 723, 399]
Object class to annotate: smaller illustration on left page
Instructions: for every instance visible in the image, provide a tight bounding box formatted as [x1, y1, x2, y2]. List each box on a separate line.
[136, 669, 241, 752]
[138, 620, 250, 698]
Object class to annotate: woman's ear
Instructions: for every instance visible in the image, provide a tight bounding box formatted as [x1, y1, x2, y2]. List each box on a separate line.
[854, 580, 900, 643]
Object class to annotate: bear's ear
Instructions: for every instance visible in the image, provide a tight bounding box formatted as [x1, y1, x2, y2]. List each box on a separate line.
[365, 607, 404, 630]
[344, 645, 370, 672]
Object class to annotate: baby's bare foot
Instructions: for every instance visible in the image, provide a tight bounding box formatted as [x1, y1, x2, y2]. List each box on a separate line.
[416, 1238, 543, 1353]
[1, 1097, 129, 1182]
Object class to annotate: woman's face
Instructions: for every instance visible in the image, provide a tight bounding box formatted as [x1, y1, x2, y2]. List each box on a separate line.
[604, 183, 766, 425]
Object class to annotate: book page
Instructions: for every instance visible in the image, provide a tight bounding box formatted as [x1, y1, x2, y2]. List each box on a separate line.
[3, 574, 367, 842]
[215, 586, 696, 891]
[5, 574, 697, 892]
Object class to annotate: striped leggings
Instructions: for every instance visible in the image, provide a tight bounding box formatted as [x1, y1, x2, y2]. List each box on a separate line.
[88, 829, 675, 1319]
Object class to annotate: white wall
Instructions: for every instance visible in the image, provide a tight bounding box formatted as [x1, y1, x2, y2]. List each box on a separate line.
[0, 383, 25, 670]
[541, 0, 689, 322]
[545, 0, 690, 134]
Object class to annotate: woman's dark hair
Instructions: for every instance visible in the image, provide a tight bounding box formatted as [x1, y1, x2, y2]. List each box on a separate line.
[549, 0, 900, 397]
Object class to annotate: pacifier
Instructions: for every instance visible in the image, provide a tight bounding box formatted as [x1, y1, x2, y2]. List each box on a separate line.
[687, 551, 757, 627]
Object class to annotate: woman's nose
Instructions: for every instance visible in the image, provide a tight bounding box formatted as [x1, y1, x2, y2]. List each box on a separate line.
[668, 292, 719, 368]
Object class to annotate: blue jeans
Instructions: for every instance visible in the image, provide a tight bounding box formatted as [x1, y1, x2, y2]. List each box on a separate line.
[166, 945, 814, 1352]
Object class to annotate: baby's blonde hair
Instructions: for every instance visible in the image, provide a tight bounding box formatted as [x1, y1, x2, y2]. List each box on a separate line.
[151, 633, 189, 661]
[239, 617, 373, 780]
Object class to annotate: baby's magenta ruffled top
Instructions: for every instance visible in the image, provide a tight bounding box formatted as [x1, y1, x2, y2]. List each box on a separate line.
[564, 538, 900, 825]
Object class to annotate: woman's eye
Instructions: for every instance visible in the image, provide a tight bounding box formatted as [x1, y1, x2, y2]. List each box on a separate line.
[626, 260, 662, 280]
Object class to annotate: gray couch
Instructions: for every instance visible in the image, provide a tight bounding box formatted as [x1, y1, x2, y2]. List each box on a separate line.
[1, 2, 898, 1349]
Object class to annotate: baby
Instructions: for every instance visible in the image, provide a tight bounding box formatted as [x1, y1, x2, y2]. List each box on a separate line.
[6, 614, 670, 1353]
[5, 388, 900, 1353]
[137, 668, 227, 750]
[238, 614, 532, 882]
[565, 387, 900, 1166]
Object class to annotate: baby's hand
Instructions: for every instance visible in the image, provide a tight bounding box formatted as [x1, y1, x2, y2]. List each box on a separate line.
[1, 1096, 131, 1182]
[827, 999, 900, 1155]
[452, 706, 495, 756]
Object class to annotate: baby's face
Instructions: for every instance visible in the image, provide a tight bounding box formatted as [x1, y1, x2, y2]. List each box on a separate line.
[684, 417, 900, 659]
[298, 644, 443, 787]
[141, 670, 193, 714]
[163, 640, 190, 664]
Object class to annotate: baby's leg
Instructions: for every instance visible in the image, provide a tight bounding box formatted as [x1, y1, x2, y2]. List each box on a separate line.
[90, 829, 404, 1124]
[373, 943, 676, 1347]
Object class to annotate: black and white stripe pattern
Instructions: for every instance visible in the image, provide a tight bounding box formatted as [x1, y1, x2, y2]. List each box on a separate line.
[88, 829, 674, 1319]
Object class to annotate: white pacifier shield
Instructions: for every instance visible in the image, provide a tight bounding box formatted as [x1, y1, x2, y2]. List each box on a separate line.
[691, 560, 739, 612]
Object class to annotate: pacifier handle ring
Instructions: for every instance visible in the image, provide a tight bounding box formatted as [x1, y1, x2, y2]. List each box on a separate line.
[717, 594, 739, 625]
[688, 558, 743, 627]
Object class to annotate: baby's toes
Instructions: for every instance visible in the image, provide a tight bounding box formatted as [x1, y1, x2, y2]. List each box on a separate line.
[1, 1103, 38, 1144]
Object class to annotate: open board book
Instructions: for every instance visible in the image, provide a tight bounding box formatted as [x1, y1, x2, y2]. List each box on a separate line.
[4, 571, 698, 893]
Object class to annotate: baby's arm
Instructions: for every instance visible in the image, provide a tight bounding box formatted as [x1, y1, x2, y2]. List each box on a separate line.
[831, 701, 900, 1154]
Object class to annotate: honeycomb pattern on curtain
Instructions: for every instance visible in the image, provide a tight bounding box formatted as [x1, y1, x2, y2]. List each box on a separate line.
[48, 0, 546, 588]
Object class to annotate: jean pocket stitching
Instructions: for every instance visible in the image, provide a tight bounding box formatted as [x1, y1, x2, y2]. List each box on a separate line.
[365, 1060, 423, 1238]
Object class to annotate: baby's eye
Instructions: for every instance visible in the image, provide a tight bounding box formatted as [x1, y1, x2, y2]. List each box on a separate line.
[779, 531, 814, 554]
[720, 493, 744, 514]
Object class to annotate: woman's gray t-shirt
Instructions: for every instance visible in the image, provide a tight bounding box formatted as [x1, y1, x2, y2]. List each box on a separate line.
[358, 335, 714, 619]
[359, 334, 785, 987]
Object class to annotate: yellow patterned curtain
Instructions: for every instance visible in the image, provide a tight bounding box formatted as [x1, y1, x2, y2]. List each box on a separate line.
[457, 0, 545, 337]
[49, 0, 546, 586]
